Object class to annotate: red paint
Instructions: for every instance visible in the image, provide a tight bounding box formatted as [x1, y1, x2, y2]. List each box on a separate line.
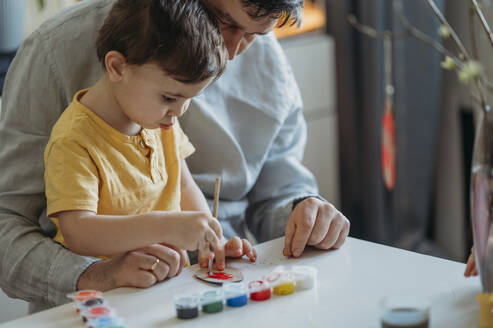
[72, 290, 102, 301]
[250, 288, 271, 301]
[249, 280, 271, 301]
[89, 306, 111, 316]
[207, 272, 233, 280]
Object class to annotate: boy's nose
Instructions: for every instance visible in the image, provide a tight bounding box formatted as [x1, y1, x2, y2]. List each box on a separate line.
[169, 100, 189, 117]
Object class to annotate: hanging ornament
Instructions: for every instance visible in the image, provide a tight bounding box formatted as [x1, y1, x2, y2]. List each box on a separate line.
[381, 36, 396, 190]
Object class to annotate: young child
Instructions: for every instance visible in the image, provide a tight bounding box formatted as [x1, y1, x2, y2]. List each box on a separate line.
[44, 0, 256, 276]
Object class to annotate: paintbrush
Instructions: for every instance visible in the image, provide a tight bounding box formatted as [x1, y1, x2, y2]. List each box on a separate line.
[208, 177, 221, 275]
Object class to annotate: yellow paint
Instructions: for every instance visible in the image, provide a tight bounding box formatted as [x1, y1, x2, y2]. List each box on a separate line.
[273, 281, 294, 295]
[478, 293, 493, 328]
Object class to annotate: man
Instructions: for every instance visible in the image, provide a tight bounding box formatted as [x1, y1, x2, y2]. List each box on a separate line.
[0, 0, 349, 312]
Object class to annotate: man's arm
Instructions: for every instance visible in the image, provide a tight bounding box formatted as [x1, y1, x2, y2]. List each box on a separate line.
[244, 94, 319, 242]
[0, 27, 101, 307]
[245, 48, 349, 254]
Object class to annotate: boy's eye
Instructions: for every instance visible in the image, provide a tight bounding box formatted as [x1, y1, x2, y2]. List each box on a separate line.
[162, 95, 176, 103]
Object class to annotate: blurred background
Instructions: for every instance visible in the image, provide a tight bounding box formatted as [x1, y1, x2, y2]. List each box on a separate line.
[0, 0, 491, 323]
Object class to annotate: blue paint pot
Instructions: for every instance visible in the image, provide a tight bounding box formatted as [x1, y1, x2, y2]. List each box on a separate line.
[226, 294, 248, 307]
[223, 282, 248, 307]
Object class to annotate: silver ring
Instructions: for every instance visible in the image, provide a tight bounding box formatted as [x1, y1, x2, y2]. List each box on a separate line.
[151, 258, 160, 271]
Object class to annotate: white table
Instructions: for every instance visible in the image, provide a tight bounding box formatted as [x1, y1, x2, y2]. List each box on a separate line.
[0, 237, 481, 327]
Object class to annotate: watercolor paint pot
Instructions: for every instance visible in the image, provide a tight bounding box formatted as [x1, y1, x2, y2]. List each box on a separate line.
[80, 305, 115, 321]
[272, 275, 295, 296]
[248, 280, 271, 301]
[201, 290, 224, 313]
[67, 290, 103, 302]
[264, 266, 285, 286]
[223, 283, 248, 307]
[85, 316, 124, 328]
[75, 297, 107, 314]
[174, 296, 199, 319]
[292, 266, 318, 291]
[380, 296, 430, 328]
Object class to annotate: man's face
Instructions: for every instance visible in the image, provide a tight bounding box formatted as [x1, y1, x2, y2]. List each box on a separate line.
[206, 0, 279, 60]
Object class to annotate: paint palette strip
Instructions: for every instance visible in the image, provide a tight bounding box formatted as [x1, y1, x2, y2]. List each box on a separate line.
[176, 265, 318, 320]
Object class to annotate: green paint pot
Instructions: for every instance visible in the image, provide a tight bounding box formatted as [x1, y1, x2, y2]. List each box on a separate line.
[201, 290, 224, 313]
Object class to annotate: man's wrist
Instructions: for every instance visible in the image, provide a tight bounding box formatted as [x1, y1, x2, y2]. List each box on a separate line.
[76, 260, 115, 292]
[291, 195, 328, 211]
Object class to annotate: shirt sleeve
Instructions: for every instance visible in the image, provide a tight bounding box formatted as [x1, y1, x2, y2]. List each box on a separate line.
[244, 60, 320, 243]
[175, 119, 195, 160]
[45, 138, 100, 217]
[0, 24, 99, 308]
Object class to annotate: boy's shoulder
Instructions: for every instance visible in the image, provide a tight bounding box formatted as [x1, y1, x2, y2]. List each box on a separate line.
[49, 99, 101, 147]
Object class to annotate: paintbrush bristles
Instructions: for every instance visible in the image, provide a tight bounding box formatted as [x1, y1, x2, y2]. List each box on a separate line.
[213, 177, 221, 218]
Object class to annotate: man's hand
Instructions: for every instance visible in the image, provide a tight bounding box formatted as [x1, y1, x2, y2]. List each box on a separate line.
[198, 237, 257, 271]
[77, 243, 188, 291]
[283, 197, 350, 257]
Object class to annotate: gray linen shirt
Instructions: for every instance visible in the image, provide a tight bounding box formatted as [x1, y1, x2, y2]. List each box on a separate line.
[0, 0, 318, 311]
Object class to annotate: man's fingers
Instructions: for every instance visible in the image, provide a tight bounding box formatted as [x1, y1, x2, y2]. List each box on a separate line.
[138, 244, 181, 278]
[307, 204, 334, 246]
[159, 243, 188, 275]
[316, 215, 343, 249]
[290, 202, 318, 257]
[332, 218, 350, 249]
[132, 271, 157, 288]
[283, 217, 296, 257]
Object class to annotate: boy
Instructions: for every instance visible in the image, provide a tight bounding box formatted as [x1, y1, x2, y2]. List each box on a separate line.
[44, 0, 256, 278]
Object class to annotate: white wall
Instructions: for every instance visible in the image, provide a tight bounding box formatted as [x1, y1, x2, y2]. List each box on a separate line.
[280, 33, 340, 208]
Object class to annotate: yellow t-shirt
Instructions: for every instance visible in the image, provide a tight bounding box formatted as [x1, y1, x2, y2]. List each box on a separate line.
[44, 89, 195, 247]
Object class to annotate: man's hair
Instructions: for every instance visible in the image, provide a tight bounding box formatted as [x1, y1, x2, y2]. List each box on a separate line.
[96, 0, 227, 83]
[241, 0, 304, 27]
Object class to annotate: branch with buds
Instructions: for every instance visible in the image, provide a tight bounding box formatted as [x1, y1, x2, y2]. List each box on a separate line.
[348, 0, 493, 113]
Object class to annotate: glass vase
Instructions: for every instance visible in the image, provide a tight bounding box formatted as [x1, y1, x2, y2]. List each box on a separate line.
[471, 105, 493, 292]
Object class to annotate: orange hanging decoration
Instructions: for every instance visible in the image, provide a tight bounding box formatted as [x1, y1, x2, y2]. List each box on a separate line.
[381, 100, 396, 190]
[381, 36, 396, 191]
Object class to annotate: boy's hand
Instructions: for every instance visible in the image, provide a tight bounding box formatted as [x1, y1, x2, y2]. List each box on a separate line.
[167, 211, 223, 259]
[464, 247, 478, 277]
[198, 237, 257, 271]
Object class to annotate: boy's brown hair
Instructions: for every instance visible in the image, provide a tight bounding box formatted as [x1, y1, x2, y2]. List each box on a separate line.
[96, 0, 227, 83]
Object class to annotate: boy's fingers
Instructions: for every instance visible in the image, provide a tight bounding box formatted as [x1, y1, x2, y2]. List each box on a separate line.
[214, 241, 226, 271]
[225, 236, 242, 257]
[209, 218, 223, 240]
[198, 251, 209, 268]
[198, 238, 213, 261]
[242, 239, 256, 262]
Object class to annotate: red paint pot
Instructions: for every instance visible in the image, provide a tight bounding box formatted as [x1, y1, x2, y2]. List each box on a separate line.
[67, 290, 103, 302]
[248, 280, 271, 301]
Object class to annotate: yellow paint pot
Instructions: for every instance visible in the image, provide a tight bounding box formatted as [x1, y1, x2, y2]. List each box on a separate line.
[273, 280, 294, 295]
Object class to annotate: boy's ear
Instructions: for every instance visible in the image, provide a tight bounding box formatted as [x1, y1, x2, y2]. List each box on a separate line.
[105, 51, 127, 82]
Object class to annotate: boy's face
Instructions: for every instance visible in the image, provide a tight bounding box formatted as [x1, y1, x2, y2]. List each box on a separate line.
[116, 62, 212, 130]
[206, 0, 279, 60]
